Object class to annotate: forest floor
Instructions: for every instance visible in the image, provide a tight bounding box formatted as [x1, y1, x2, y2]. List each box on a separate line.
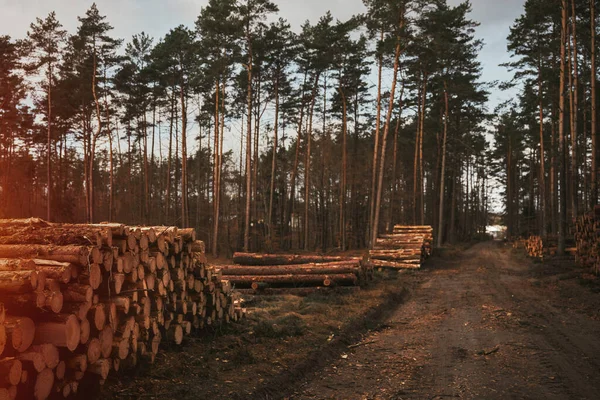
[100, 241, 600, 400]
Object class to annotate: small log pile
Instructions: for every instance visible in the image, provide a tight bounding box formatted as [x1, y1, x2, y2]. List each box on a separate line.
[368, 225, 433, 269]
[575, 206, 600, 273]
[225, 253, 373, 295]
[0, 218, 244, 400]
[525, 235, 544, 259]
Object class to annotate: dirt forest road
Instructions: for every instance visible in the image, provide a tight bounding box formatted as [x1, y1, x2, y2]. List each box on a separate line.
[289, 241, 600, 400]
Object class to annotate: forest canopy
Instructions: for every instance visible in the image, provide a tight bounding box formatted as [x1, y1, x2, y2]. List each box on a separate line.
[0, 0, 491, 255]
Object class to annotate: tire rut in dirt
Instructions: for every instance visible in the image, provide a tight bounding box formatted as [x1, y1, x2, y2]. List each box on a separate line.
[238, 287, 411, 400]
[483, 245, 600, 399]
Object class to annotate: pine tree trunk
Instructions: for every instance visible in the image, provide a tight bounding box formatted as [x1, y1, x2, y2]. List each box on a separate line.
[174, 104, 180, 224]
[419, 75, 427, 225]
[285, 73, 307, 250]
[47, 64, 52, 222]
[592, 0, 598, 208]
[437, 80, 450, 248]
[143, 109, 149, 224]
[571, 0, 579, 219]
[551, 114, 557, 235]
[150, 92, 156, 224]
[268, 75, 280, 244]
[244, 42, 253, 252]
[558, 0, 568, 254]
[212, 80, 220, 254]
[103, 67, 114, 223]
[215, 80, 225, 255]
[321, 74, 328, 252]
[90, 42, 102, 224]
[181, 82, 188, 228]
[388, 107, 401, 233]
[412, 71, 421, 226]
[253, 74, 261, 229]
[338, 87, 348, 251]
[371, 32, 402, 248]
[369, 29, 384, 246]
[166, 91, 175, 223]
[304, 73, 321, 250]
[538, 65, 546, 236]
[507, 130, 512, 238]
[238, 115, 244, 247]
[84, 118, 89, 223]
[449, 169, 457, 243]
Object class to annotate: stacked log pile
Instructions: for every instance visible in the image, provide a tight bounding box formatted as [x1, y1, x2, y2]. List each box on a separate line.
[575, 206, 600, 273]
[224, 253, 372, 295]
[525, 235, 544, 259]
[525, 235, 576, 260]
[368, 225, 433, 269]
[0, 218, 244, 400]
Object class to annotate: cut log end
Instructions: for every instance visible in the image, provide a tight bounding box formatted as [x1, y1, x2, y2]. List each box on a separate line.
[86, 338, 102, 364]
[64, 315, 81, 351]
[80, 318, 90, 344]
[34, 368, 54, 400]
[0, 359, 22, 386]
[99, 326, 114, 359]
[55, 360, 66, 380]
[17, 350, 45, 372]
[10, 317, 35, 353]
[33, 344, 59, 369]
[89, 359, 110, 380]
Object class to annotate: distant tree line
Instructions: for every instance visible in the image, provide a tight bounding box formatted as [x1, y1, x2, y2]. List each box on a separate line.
[0, 0, 489, 255]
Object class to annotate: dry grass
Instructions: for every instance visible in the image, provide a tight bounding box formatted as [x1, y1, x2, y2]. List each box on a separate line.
[99, 273, 408, 400]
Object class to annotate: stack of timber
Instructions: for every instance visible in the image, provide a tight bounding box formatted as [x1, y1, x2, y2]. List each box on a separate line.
[575, 206, 600, 273]
[368, 225, 433, 269]
[525, 235, 576, 260]
[223, 253, 373, 295]
[0, 218, 244, 400]
[525, 235, 544, 259]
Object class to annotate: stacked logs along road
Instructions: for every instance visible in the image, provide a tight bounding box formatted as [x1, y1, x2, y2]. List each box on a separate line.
[368, 225, 433, 269]
[575, 205, 600, 273]
[524, 235, 576, 260]
[0, 218, 244, 400]
[223, 253, 373, 295]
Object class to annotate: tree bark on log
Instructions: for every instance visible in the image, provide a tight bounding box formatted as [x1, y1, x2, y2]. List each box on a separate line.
[370, 259, 422, 269]
[225, 273, 358, 287]
[0, 226, 103, 247]
[0, 245, 92, 266]
[0, 271, 39, 293]
[232, 252, 361, 266]
[218, 262, 360, 276]
[33, 314, 80, 351]
[236, 286, 361, 296]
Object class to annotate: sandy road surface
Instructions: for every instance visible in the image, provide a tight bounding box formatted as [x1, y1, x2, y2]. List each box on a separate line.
[289, 241, 600, 399]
